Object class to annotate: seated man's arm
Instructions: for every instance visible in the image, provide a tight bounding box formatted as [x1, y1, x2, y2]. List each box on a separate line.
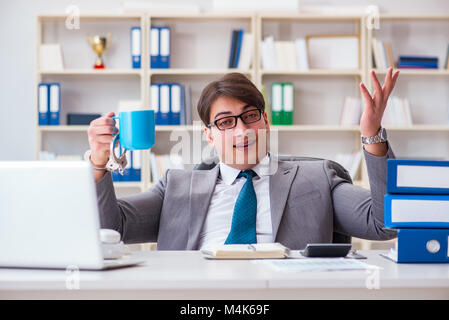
[95, 171, 167, 244]
[324, 142, 397, 241]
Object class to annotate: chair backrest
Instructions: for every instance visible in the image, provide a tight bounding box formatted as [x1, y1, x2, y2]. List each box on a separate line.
[194, 155, 352, 244]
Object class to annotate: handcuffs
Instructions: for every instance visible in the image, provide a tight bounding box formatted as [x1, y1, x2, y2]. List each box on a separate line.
[84, 135, 128, 175]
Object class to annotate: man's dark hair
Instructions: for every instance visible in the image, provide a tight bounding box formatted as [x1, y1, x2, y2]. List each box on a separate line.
[197, 72, 265, 126]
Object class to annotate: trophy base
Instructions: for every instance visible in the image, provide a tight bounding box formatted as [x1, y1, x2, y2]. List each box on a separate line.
[94, 64, 105, 69]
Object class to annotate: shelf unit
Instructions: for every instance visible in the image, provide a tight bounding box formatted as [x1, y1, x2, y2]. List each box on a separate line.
[35, 13, 449, 231]
[365, 14, 449, 166]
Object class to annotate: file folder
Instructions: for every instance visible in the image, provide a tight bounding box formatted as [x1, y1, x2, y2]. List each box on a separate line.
[282, 83, 294, 125]
[170, 83, 182, 125]
[159, 84, 171, 125]
[150, 26, 160, 68]
[49, 83, 60, 125]
[381, 228, 449, 263]
[159, 27, 170, 68]
[387, 159, 449, 194]
[271, 83, 283, 125]
[151, 84, 161, 125]
[38, 83, 49, 125]
[130, 26, 141, 69]
[384, 193, 449, 228]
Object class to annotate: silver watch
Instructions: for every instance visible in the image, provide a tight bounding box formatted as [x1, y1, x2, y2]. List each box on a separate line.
[361, 127, 387, 145]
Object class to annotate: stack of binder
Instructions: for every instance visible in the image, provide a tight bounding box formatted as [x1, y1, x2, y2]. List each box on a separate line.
[383, 159, 449, 263]
[38, 82, 61, 125]
[270, 82, 294, 125]
[150, 26, 170, 69]
[150, 83, 191, 125]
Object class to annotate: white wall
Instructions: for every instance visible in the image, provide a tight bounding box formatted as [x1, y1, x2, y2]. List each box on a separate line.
[1, 0, 448, 160]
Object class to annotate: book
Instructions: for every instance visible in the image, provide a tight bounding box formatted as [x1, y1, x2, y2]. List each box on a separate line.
[334, 151, 362, 180]
[295, 38, 309, 71]
[382, 96, 412, 126]
[201, 243, 290, 259]
[387, 159, 449, 194]
[40, 44, 64, 71]
[384, 42, 394, 68]
[228, 30, 239, 68]
[260, 36, 276, 70]
[398, 55, 438, 69]
[237, 33, 253, 70]
[340, 96, 361, 126]
[384, 193, 449, 228]
[445, 44, 449, 69]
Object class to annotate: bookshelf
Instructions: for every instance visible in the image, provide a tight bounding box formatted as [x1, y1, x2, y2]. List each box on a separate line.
[366, 14, 449, 164]
[35, 12, 449, 250]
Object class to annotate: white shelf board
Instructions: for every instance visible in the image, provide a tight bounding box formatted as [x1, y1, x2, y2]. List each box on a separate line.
[378, 14, 449, 21]
[259, 13, 363, 21]
[149, 12, 254, 20]
[374, 69, 449, 76]
[150, 68, 252, 76]
[39, 69, 142, 76]
[385, 125, 449, 131]
[38, 13, 143, 21]
[271, 125, 360, 132]
[262, 69, 362, 76]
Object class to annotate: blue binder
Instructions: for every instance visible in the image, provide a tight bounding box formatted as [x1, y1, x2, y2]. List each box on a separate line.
[129, 150, 141, 182]
[48, 83, 60, 125]
[387, 159, 449, 194]
[170, 83, 182, 125]
[387, 228, 449, 263]
[150, 26, 160, 68]
[179, 85, 186, 125]
[384, 193, 449, 228]
[159, 26, 170, 69]
[130, 26, 141, 69]
[159, 83, 170, 125]
[233, 29, 244, 68]
[151, 83, 161, 125]
[38, 83, 49, 125]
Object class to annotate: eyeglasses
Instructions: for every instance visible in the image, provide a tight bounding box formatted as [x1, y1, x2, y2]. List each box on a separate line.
[207, 108, 263, 131]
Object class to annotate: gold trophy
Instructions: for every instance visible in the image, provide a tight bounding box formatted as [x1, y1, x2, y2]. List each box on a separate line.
[87, 34, 111, 69]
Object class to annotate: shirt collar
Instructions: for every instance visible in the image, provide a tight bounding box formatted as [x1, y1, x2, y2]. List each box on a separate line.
[219, 153, 271, 185]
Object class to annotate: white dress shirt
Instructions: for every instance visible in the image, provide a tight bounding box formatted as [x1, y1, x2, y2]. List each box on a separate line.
[198, 154, 273, 250]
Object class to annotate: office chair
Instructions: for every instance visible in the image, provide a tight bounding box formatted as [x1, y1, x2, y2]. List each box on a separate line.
[194, 155, 352, 244]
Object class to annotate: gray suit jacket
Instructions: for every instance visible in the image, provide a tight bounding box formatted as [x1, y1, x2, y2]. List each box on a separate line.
[95, 145, 397, 250]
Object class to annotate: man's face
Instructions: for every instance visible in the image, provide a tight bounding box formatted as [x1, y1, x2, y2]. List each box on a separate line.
[205, 96, 270, 169]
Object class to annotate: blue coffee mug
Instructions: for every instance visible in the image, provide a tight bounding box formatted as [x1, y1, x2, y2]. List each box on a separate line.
[111, 110, 155, 151]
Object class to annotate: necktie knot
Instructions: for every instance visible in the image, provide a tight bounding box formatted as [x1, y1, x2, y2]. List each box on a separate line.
[238, 169, 257, 180]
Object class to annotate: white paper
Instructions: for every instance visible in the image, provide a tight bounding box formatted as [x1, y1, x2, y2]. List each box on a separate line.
[253, 258, 371, 272]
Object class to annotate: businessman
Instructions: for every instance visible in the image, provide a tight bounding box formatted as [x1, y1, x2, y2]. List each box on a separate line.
[87, 68, 400, 250]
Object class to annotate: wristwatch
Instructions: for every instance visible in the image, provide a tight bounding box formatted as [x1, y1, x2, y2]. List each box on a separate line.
[361, 127, 387, 145]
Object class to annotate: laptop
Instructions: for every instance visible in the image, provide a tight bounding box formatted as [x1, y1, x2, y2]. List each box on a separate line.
[0, 161, 143, 270]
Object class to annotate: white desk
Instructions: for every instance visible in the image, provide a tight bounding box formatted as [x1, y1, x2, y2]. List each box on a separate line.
[0, 250, 448, 299]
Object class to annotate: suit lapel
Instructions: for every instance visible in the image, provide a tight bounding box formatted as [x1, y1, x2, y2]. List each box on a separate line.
[269, 158, 298, 240]
[186, 165, 220, 250]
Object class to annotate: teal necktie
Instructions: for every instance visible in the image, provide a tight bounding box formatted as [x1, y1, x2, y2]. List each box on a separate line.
[225, 170, 257, 244]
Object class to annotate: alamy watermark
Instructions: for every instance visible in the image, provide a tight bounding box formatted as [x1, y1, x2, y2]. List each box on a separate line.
[65, 5, 80, 30]
[65, 265, 80, 290]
